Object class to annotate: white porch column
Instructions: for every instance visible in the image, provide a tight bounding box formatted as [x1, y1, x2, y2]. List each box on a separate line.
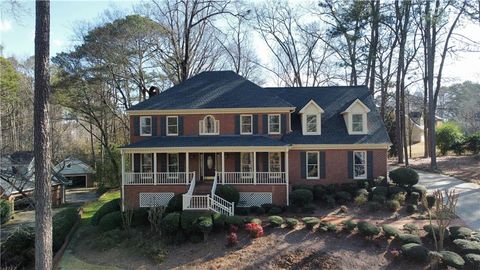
[285, 150, 289, 206]
[221, 152, 225, 184]
[121, 151, 125, 211]
[153, 153, 157, 185]
[253, 151, 257, 184]
[186, 152, 189, 184]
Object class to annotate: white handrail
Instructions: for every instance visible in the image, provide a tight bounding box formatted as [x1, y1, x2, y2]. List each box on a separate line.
[220, 172, 287, 185]
[124, 172, 194, 185]
[211, 172, 218, 197]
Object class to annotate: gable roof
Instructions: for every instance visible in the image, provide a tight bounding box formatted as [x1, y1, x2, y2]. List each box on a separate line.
[264, 86, 391, 145]
[298, 99, 324, 114]
[341, 99, 371, 114]
[54, 157, 95, 175]
[129, 71, 294, 111]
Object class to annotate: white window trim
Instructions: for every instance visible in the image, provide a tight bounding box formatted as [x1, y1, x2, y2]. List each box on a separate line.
[166, 116, 178, 136]
[140, 153, 153, 173]
[303, 113, 321, 135]
[167, 153, 179, 173]
[139, 116, 152, 136]
[200, 115, 219, 135]
[268, 114, 281, 135]
[306, 151, 320, 180]
[268, 152, 281, 172]
[350, 113, 366, 134]
[353, 151, 367, 179]
[240, 114, 253, 135]
[240, 152, 253, 179]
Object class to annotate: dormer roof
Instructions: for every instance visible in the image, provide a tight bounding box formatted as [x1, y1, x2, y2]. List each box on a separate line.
[298, 99, 324, 114]
[341, 99, 371, 114]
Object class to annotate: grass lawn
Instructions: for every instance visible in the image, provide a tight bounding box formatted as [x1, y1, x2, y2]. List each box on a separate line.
[81, 190, 120, 223]
[60, 250, 120, 270]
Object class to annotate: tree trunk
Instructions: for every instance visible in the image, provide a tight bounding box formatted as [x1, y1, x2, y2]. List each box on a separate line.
[34, 1, 52, 269]
[426, 0, 437, 170]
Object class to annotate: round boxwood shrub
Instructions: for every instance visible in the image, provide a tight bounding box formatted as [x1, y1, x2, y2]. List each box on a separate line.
[464, 253, 480, 269]
[302, 217, 321, 229]
[268, 216, 284, 227]
[437, 122, 464, 155]
[290, 189, 313, 207]
[423, 224, 450, 240]
[450, 226, 473, 240]
[313, 185, 326, 201]
[235, 207, 250, 216]
[131, 208, 149, 227]
[215, 185, 239, 205]
[371, 194, 386, 204]
[357, 221, 381, 238]
[440, 251, 464, 269]
[406, 204, 417, 214]
[165, 194, 184, 213]
[161, 212, 181, 235]
[335, 191, 351, 203]
[367, 201, 382, 212]
[453, 239, 480, 255]
[91, 198, 121, 225]
[325, 195, 336, 208]
[285, 218, 299, 229]
[98, 211, 122, 232]
[0, 199, 12, 225]
[196, 216, 213, 240]
[181, 212, 205, 234]
[302, 203, 316, 214]
[401, 243, 429, 262]
[343, 220, 357, 232]
[212, 213, 226, 231]
[386, 200, 401, 212]
[397, 233, 422, 244]
[382, 224, 400, 238]
[243, 216, 262, 225]
[1, 226, 35, 267]
[225, 215, 244, 226]
[389, 167, 419, 188]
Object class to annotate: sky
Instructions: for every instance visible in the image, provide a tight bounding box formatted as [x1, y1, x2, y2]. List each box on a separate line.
[1, 0, 480, 87]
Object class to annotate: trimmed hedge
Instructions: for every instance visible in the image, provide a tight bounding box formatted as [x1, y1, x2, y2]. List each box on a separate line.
[401, 243, 429, 262]
[268, 206, 283, 215]
[464, 253, 480, 269]
[98, 211, 122, 232]
[285, 218, 299, 229]
[343, 220, 357, 232]
[440, 251, 464, 269]
[386, 200, 401, 212]
[243, 217, 262, 225]
[406, 204, 417, 214]
[0, 199, 12, 224]
[397, 233, 422, 244]
[290, 189, 313, 207]
[403, 223, 419, 234]
[302, 217, 321, 229]
[161, 212, 181, 235]
[453, 239, 480, 255]
[181, 212, 205, 234]
[225, 215, 244, 226]
[215, 185, 240, 205]
[423, 224, 449, 240]
[357, 221, 381, 238]
[292, 184, 314, 191]
[91, 198, 121, 225]
[52, 208, 80, 252]
[165, 194, 184, 213]
[1, 226, 35, 267]
[212, 212, 226, 231]
[389, 167, 419, 188]
[335, 191, 351, 203]
[450, 226, 473, 240]
[268, 216, 284, 227]
[382, 224, 400, 238]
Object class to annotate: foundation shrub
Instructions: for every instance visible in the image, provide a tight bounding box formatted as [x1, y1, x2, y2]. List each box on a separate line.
[243, 217, 262, 225]
[212, 212, 226, 231]
[98, 211, 122, 232]
[302, 217, 321, 229]
[215, 185, 240, 205]
[285, 218, 299, 229]
[388, 186, 406, 197]
[392, 192, 407, 205]
[325, 195, 336, 208]
[367, 201, 382, 212]
[354, 194, 368, 206]
[389, 167, 419, 189]
[91, 198, 121, 225]
[180, 212, 205, 234]
[161, 212, 181, 235]
[165, 194, 183, 214]
[302, 203, 316, 214]
[235, 207, 250, 216]
[335, 191, 352, 203]
[245, 223, 264, 238]
[406, 204, 417, 214]
[225, 215, 244, 227]
[356, 188, 369, 197]
[268, 206, 283, 215]
[313, 185, 326, 201]
[268, 216, 284, 227]
[290, 189, 313, 207]
[292, 184, 314, 191]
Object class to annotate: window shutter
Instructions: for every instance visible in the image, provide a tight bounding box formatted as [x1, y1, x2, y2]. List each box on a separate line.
[263, 152, 269, 172]
[152, 116, 157, 136]
[253, 114, 258, 134]
[367, 151, 373, 179]
[178, 116, 184, 135]
[160, 116, 166, 136]
[179, 153, 185, 172]
[320, 151, 326, 179]
[235, 153, 240, 171]
[134, 154, 140, 172]
[235, 115, 240, 134]
[348, 151, 353, 179]
[256, 152, 260, 171]
[159, 153, 166, 172]
[281, 152, 285, 171]
[300, 151, 306, 179]
[281, 114, 286, 134]
[133, 116, 140, 136]
[263, 114, 268, 134]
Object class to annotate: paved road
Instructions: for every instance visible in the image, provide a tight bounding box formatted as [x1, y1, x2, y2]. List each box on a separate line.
[413, 169, 480, 231]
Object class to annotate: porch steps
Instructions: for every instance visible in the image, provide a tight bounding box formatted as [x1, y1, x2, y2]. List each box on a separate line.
[193, 182, 213, 195]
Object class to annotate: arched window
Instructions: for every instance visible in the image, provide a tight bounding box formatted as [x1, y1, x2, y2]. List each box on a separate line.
[200, 115, 218, 134]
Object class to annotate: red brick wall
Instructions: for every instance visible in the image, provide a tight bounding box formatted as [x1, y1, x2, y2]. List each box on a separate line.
[124, 185, 189, 208]
[234, 185, 287, 205]
[288, 149, 387, 186]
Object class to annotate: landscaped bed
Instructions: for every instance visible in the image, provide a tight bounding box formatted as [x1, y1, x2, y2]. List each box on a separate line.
[57, 168, 480, 269]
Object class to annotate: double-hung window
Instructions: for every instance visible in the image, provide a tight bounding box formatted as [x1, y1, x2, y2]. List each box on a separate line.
[240, 152, 253, 178]
[141, 154, 153, 173]
[306, 114, 318, 133]
[269, 152, 281, 172]
[268, 114, 280, 134]
[167, 153, 179, 178]
[352, 114, 364, 133]
[167, 116, 178, 136]
[240, 115, 252, 134]
[140, 116, 152, 136]
[353, 151, 367, 179]
[306, 152, 319, 179]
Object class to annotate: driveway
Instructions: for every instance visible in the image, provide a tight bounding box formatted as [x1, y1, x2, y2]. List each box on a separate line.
[407, 168, 480, 231]
[0, 188, 98, 241]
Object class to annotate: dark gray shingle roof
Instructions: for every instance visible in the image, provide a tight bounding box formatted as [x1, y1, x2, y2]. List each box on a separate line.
[130, 71, 293, 110]
[122, 135, 288, 148]
[264, 86, 391, 145]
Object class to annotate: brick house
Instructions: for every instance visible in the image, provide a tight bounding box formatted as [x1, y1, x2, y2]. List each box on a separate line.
[120, 71, 390, 215]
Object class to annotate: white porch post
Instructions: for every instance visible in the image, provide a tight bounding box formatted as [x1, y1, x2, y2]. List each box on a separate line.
[221, 152, 225, 184]
[186, 152, 189, 184]
[153, 152, 157, 185]
[121, 151, 125, 211]
[285, 150, 289, 206]
[253, 151, 257, 184]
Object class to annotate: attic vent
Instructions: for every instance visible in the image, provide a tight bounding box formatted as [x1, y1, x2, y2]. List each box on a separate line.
[66, 163, 71, 168]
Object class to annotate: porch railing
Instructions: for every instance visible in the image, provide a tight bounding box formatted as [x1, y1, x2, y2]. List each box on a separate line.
[124, 172, 194, 185]
[219, 171, 287, 185]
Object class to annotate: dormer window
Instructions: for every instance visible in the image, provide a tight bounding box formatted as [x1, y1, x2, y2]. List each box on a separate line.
[200, 115, 219, 135]
[140, 116, 152, 136]
[268, 114, 281, 134]
[341, 99, 370, 135]
[299, 100, 324, 135]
